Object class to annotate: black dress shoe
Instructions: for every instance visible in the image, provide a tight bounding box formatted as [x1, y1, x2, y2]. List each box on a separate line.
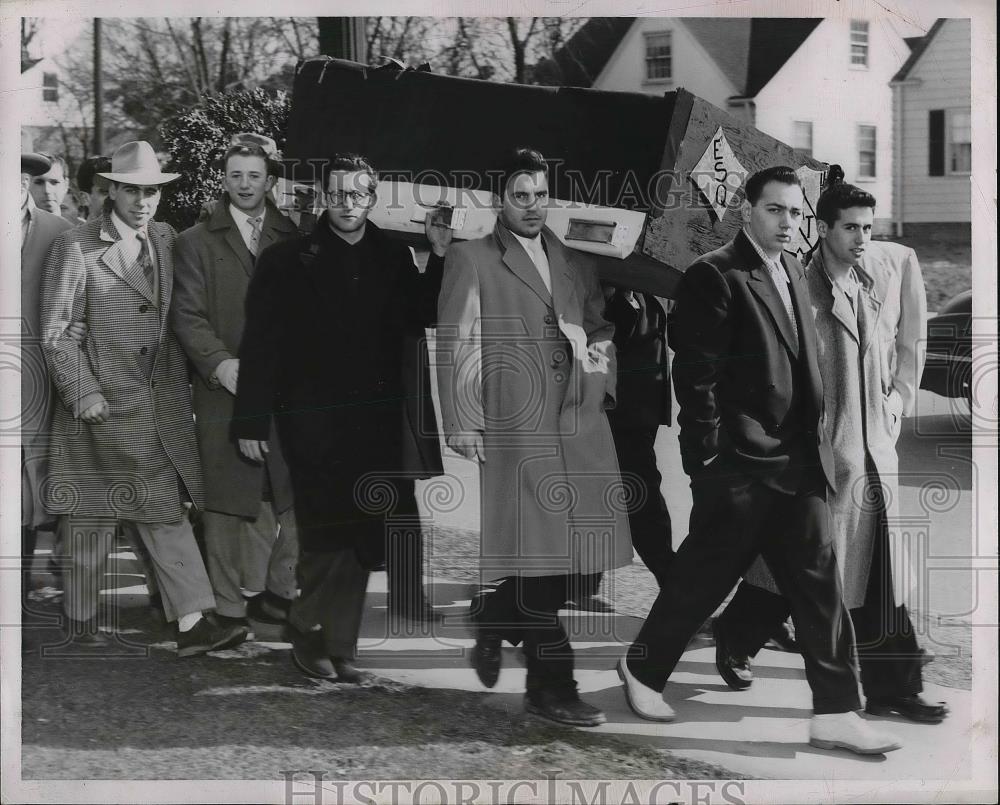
[176, 616, 248, 658]
[865, 694, 949, 723]
[712, 619, 753, 690]
[471, 633, 502, 688]
[290, 628, 336, 678]
[766, 619, 799, 653]
[524, 691, 606, 727]
[246, 590, 292, 624]
[331, 657, 366, 683]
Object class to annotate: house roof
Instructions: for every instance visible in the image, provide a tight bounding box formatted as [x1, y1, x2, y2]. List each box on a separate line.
[546, 18, 636, 87]
[548, 17, 822, 98]
[892, 18, 946, 82]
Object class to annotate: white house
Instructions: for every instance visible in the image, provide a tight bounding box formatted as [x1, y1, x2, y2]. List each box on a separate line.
[19, 57, 89, 157]
[543, 17, 911, 234]
[890, 18, 972, 234]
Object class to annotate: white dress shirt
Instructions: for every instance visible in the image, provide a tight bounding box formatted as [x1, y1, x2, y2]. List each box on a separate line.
[511, 231, 552, 295]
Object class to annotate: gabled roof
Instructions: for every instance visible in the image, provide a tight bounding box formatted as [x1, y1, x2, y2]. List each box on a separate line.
[546, 18, 636, 88]
[548, 17, 822, 98]
[892, 18, 946, 82]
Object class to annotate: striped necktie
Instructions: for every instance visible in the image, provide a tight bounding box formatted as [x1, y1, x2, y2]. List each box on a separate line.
[248, 216, 263, 256]
[136, 230, 155, 291]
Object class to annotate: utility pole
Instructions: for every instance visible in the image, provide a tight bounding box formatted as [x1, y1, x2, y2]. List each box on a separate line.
[93, 18, 104, 155]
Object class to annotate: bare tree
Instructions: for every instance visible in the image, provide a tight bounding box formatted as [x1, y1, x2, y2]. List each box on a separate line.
[54, 17, 319, 145]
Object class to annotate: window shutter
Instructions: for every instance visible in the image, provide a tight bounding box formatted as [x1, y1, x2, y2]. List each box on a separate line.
[928, 109, 945, 176]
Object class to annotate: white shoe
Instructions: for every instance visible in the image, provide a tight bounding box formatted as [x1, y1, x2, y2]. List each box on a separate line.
[617, 657, 676, 722]
[809, 711, 903, 755]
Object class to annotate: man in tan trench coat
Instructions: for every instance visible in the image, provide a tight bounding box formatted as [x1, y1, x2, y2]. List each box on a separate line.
[41, 141, 245, 656]
[437, 147, 633, 727]
[715, 181, 948, 724]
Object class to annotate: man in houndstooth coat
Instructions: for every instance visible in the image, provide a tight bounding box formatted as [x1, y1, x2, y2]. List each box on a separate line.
[40, 141, 246, 656]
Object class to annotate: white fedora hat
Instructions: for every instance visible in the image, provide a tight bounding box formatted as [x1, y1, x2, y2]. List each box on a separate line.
[98, 140, 180, 185]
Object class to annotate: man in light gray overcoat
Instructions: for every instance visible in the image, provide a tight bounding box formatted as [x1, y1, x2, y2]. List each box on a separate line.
[41, 141, 246, 656]
[715, 182, 948, 724]
[437, 147, 633, 727]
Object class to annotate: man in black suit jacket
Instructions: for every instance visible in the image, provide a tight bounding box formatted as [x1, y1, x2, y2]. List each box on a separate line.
[617, 166, 902, 755]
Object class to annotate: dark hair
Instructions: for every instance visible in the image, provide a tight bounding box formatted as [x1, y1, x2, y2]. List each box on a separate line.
[494, 147, 548, 198]
[320, 153, 378, 190]
[816, 182, 876, 226]
[744, 165, 801, 205]
[220, 143, 281, 177]
[77, 155, 112, 193]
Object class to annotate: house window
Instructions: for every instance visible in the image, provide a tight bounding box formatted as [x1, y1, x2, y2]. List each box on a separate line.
[791, 121, 813, 158]
[644, 31, 672, 81]
[42, 72, 58, 103]
[850, 20, 869, 67]
[948, 110, 972, 173]
[857, 125, 877, 178]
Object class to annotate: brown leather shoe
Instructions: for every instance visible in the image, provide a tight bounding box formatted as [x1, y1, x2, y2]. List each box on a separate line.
[525, 691, 606, 727]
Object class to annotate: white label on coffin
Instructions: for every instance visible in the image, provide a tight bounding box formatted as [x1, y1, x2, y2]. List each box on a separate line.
[788, 165, 826, 260]
[690, 126, 748, 222]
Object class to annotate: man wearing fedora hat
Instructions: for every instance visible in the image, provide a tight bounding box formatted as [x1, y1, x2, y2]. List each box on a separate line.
[40, 140, 245, 655]
[20, 151, 73, 615]
[172, 133, 300, 632]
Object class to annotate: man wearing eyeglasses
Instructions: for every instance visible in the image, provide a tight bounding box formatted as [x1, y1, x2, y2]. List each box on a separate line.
[232, 154, 444, 682]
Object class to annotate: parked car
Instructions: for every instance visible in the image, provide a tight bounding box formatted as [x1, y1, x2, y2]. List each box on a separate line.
[921, 289, 972, 404]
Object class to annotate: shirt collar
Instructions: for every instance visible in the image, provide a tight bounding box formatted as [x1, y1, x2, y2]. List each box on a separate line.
[511, 230, 544, 256]
[111, 210, 145, 241]
[229, 203, 264, 226]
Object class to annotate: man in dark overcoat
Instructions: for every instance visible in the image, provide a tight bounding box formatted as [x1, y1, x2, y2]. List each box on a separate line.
[172, 134, 299, 630]
[40, 140, 245, 656]
[232, 153, 442, 682]
[618, 166, 903, 755]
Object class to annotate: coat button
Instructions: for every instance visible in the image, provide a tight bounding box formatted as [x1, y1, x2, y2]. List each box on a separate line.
[554, 372, 565, 383]
[140, 346, 148, 355]
[544, 314, 555, 325]
[139, 304, 149, 313]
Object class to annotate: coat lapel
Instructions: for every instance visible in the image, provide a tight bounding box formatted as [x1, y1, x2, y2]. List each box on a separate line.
[208, 202, 254, 277]
[542, 228, 577, 318]
[97, 215, 157, 304]
[811, 248, 861, 345]
[856, 262, 883, 357]
[148, 222, 172, 330]
[494, 222, 553, 307]
[747, 261, 800, 359]
[260, 204, 297, 256]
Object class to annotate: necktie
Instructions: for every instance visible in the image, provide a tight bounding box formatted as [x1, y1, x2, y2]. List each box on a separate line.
[766, 259, 798, 343]
[136, 230, 155, 291]
[248, 216, 263, 256]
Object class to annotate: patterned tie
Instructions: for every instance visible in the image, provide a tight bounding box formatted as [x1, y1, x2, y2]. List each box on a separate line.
[248, 215, 263, 256]
[136, 230, 155, 291]
[766, 258, 798, 344]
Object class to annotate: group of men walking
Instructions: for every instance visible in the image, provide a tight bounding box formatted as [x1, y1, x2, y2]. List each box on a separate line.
[20, 134, 946, 754]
